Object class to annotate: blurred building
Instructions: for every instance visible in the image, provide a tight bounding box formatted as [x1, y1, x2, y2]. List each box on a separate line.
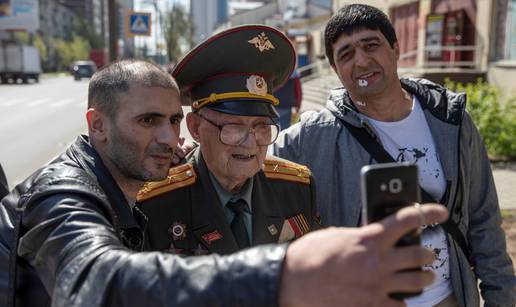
[332, 0, 516, 93]
[226, 0, 331, 73]
[39, 0, 75, 41]
[61, 0, 134, 58]
[118, 0, 135, 58]
[42, 0, 135, 64]
[191, 0, 229, 43]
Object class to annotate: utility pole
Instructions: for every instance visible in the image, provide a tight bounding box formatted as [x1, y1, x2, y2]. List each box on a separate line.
[108, 0, 118, 62]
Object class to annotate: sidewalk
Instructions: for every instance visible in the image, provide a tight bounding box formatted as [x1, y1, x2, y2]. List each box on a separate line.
[492, 163, 516, 210]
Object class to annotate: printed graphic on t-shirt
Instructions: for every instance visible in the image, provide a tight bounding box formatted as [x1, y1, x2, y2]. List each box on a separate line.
[394, 147, 442, 181]
[422, 226, 450, 280]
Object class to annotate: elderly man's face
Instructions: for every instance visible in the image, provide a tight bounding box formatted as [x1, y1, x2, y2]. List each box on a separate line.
[187, 108, 273, 191]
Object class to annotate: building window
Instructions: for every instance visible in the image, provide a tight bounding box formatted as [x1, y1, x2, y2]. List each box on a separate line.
[506, 0, 516, 59]
[390, 2, 419, 67]
[494, 0, 516, 60]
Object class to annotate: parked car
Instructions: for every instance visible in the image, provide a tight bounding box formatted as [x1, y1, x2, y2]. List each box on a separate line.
[71, 60, 96, 80]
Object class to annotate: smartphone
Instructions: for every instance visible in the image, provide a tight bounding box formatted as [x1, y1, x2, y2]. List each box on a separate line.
[360, 162, 422, 300]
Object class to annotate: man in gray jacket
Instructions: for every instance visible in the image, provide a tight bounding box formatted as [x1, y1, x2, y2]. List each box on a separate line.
[273, 4, 515, 307]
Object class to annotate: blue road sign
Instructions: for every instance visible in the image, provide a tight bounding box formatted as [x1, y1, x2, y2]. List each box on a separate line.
[127, 11, 151, 36]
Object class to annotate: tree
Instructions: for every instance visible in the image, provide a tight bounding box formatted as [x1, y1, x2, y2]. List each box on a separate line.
[53, 35, 91, 71]
[13, 32, 30, 44]
[162, 4, 194, 63]
[34, 34, 48, 64]
[73, 17, 105, 49]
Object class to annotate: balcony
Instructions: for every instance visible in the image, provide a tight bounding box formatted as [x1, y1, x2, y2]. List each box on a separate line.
[398, 44, 486, 84]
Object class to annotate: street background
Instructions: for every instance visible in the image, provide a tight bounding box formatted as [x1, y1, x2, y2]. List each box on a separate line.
[0, 73, 514, 211]
[0, 0, 514, 268]
[0, 75, 192, 186]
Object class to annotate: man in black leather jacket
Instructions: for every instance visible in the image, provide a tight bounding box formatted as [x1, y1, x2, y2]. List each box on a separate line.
[0, 163, 7, 200]
[0, 59, 448, 307]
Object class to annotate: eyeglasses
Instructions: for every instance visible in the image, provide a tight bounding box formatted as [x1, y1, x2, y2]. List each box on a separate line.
[198, 113, 279, 146]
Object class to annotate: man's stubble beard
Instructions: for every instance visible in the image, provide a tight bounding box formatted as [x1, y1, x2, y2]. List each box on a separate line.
[107, 126, 156, 183]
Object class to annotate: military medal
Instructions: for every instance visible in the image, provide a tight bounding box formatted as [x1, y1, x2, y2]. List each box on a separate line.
[278, 214, 310, 243]
[267, 224, 278, 236]
[202, 230, 223, 245]
[168, 222, 187, 240]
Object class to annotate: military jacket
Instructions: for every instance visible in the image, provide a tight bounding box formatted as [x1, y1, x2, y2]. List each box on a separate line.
[137, 149, 320, 256]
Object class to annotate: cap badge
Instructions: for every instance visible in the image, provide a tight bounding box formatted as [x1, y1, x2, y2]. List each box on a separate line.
[248, 32, 275, 52]
[246, 75, 267, 96]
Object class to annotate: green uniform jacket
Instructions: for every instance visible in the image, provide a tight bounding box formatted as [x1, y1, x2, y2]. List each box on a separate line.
[137, 149, 320, 256]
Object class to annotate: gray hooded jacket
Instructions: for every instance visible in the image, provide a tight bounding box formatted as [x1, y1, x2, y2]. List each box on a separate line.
[272, 78, 516, 307]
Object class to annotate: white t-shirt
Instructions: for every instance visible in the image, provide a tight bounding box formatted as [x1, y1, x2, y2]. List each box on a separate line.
[362, 96, 453, 306]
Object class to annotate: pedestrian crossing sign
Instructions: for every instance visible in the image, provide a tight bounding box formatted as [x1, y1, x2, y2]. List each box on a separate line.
[126, 11, 151, 37]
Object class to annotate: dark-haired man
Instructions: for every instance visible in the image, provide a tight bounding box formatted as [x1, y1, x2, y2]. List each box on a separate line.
[272, 4, 515, 307]
[0, 58, 449, 307]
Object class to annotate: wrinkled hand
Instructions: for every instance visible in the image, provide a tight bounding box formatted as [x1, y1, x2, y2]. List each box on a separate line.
[171, 137, 197, 166]
[280, 204, 448, 307]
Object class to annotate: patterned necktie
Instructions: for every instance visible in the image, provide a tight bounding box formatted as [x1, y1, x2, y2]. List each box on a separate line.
[226, 199, 251, 249]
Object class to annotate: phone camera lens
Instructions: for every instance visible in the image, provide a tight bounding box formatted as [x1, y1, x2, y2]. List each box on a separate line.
[389, 178, 403, 194]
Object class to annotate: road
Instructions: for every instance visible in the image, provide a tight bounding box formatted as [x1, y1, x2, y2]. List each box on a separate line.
[0, 75, 191, 188]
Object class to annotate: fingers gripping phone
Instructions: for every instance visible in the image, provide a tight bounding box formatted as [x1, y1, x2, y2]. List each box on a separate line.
[360, 162, 422, 300]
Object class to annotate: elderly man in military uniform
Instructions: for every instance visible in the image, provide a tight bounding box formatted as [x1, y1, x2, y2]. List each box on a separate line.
[136, 25, 320, 256]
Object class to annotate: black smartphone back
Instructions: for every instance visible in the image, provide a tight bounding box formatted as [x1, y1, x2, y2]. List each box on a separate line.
[360, 162, 423, 300]
[361, 162, 421, 226]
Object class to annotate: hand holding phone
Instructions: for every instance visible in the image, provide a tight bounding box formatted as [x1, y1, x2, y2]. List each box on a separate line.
[360, 162, 423, 300]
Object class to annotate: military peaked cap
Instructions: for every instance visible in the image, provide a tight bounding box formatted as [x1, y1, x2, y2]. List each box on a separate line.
[172, 24, 296, 118]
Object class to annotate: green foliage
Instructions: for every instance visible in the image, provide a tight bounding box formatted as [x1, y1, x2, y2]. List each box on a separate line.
[34, 34, 48, 63]
[162, 4, 194, 62]
[445, 79, 516, 160]
[13, 32, 30, 44]
[501, 209, 515, 219]
[73, 17, 104, 49]
[53, 35, 91, 71]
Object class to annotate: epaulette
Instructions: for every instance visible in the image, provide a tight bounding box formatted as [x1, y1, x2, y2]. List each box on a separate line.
[262, 156, 311, 184]
[136, 163, 197, 202]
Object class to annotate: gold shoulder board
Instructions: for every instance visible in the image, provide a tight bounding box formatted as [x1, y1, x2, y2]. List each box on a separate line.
[262, 156, 311, 184]
[136, 163, 197, 202]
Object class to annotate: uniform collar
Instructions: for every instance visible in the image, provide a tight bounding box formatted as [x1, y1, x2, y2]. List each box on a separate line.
[208, 170, 253, 213]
